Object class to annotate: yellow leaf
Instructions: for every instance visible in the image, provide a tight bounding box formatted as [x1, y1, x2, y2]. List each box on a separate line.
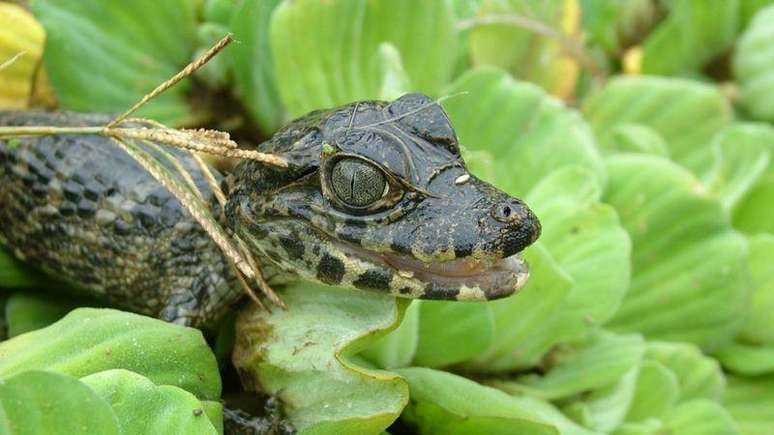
[0, 3, 45, 108]
[623, 46, 643, 75]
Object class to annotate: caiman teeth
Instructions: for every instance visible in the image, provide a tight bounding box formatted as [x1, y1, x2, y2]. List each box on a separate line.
[380, 251, 529, 297]
[319, 231, 529, 297]
[383, 253, 503, 278]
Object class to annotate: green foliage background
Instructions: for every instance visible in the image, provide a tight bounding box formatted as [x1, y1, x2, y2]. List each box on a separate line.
[2, 0, 774, 434]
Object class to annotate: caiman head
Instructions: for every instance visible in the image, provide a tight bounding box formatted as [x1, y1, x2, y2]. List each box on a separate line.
[225, 93, 541, 300]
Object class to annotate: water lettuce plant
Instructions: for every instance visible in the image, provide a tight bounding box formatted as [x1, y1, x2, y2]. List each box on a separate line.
[2, 0, 774, 434]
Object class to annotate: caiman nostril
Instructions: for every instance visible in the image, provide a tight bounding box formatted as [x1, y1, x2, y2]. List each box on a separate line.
[491, 199, 523, 223]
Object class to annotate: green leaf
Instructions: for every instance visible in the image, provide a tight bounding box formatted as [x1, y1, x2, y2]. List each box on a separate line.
[733, 172, 774, 235]
[397, 367, 597, 435]
[644, 341, 725, 402]
[449, 0, 482, 78]
[580, 0, 657, 55]
[444, 66, 604, 196]
[466, 243, 573, 371]
[704, 123, 774, 211]
[725, 374, 774, 435]
[412, 301, 494, 368]
[229, 0, 285, 134]
[603, 124, 670, 157]
[583, 76, 733, 176]
[373, 43, 412, 100]
[717, 229, 774, 375]
[0, 308, 221, 400]
[491, 331, 645, 400]
[202, 401, 224, 435]
[233, 283, 409, 434]
[31, 0, 197, 125]
[468, 0, 582, 98]
[604, 155, 749, 350]
[562, 368, 639, 433]
[467, 167, 629, 372]
[640, 0, 739, 76]
[734, 4, 774, 122]
[0, 249, 41, 289]
[659, 400, 737, 435]
[625, 360, 679, 422]
[4, 293, 83, 337]
[0, 370, 120, 435]
[739, 234, 774, 345]
[0, 295, 6, 341]
[81, 369, 220, 435]
[716, 341, 774, 376]
[613, 400, 737, 435]
[524, 166, 630, 335]
[269, 0, 456, 117]
[739, 0, 774, 28]
[612, 419, 663, 435]
[193, 22, 232, 89]
[579, 0, 624, 54]
[203, 0, 235, 25]
[360, 300, 419, 369]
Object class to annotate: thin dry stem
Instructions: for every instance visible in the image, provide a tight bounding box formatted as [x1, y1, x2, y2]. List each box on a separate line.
[143, 140, 205, 202]
[106, 34, 234, 128]
[0, 51, 25, 71]
[236, 235, 287, 309]
[235, 267, 267, 311]
[105, 127, 288, 167]
[1, 34, 287, 310]
[190, 152, 284, 308]
[191, 153, 228, 205]
[0, 126, 102, 138]
[110, 136, 255, 280]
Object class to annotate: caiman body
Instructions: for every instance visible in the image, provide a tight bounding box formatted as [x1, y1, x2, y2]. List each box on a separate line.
[0, 94, 540, 326]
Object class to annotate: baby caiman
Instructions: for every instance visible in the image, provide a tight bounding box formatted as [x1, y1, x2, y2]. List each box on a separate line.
[0, 93, 541, 326]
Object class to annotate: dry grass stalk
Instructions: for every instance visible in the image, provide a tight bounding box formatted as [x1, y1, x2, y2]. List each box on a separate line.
[0, 34, 287, 309]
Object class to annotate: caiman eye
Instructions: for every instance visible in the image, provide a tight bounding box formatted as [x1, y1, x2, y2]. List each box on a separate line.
[330, 158, 387, 208]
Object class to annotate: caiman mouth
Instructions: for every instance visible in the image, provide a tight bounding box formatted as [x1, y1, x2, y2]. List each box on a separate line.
[382, 252, 529, 299]
[324, 232, 530, 300]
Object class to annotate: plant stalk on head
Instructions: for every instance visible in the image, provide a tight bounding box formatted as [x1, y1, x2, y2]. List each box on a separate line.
[0, 34, 286, 308]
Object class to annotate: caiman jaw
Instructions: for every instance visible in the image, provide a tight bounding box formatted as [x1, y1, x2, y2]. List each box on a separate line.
[382, 252, 529, 299]
[318, 233, 530, 301]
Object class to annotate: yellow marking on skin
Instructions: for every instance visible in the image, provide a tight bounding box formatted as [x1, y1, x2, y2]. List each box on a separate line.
[471, 245, 499, 262]
[435, 244, 456, 262]
[338, 253, 371, 284]
[359, 232, 392, 253]
[457, 285, 486, 301]
[514, 271, 530, 291]
[389, 274, 425, 298]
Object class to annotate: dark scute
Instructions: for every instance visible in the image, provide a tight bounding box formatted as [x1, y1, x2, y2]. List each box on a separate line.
[135, 205, 158, 230]
[388, 93, 459, 155]
[423, 282, 461, 300]
[114, 219, 132, 235]
[279, 235, 305, 260]
[59, 201, 77, 216]
[76, 199, 97, 218]
[316, 253, 345, 285]
[353, 268, 392, 291]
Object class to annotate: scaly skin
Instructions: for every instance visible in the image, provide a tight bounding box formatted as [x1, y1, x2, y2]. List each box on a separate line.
[0, 94, 541, 326]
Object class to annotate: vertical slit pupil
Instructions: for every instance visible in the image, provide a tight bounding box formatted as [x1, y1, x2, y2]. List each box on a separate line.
[331, 158, 386, 208]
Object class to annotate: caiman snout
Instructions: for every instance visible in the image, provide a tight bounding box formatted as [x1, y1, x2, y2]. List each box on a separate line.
[494, 197, 541, 257]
